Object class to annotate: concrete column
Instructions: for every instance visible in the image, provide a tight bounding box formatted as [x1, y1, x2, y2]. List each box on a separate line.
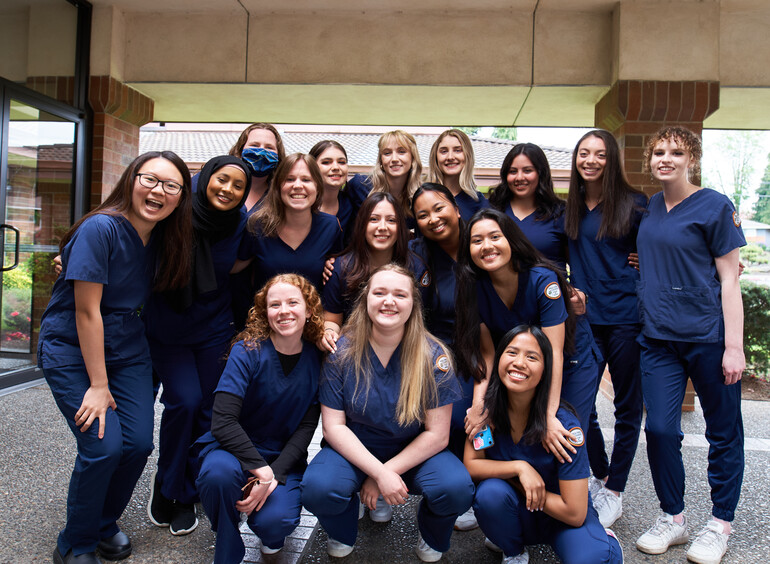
[88, 76, 154, 204]
[595, 79, 719, 412]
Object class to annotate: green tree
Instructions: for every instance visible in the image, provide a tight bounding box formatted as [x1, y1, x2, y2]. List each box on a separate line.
[492, 127, 517, 141]
[752, 152, 770, 225]
[702, 131, 764, 214]
[454, 127, 480, 136]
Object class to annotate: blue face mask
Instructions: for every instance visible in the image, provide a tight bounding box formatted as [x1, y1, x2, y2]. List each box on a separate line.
[241, 147, 279, 177]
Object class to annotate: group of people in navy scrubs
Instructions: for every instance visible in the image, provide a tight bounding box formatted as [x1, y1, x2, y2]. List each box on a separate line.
[39, 122, 744, 564]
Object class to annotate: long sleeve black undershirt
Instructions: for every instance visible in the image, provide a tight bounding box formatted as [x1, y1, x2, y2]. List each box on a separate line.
[210, 393, 321, 484]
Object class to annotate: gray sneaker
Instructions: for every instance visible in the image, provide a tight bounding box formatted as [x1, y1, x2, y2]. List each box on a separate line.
[636, 513, 689, 555]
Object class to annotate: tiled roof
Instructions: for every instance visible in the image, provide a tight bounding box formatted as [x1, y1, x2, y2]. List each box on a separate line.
[140, 130, 572, 171]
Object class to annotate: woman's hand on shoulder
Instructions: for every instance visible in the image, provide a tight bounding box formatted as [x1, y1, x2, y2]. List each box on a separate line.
[318, 327, 339, 354]
[627, 252, 639, 271]
[569, 288, 587, 316]
[512, 461, 546, 512]
[75, 384, 116, 439]
[235, 465, 277, 515]
[464, 403, 489, 438]
[53, 255, 63, 277]
[322, 257, 336, 284]
[543, 415, 577, 464]
[370, 467, 408, 509]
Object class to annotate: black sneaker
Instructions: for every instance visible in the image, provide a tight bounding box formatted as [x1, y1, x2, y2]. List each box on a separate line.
[147, 469, 173, 527]
[169, 502, 198, 536]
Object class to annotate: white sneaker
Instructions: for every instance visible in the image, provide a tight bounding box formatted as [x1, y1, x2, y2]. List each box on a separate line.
[594, 487, 623, 528]
[636, 513, 689, 555]
[502, 548, 529, 564]
[415, 534, 443, 562]
[454, 507, 479, 531]
[369, 495, 393, 523]
[686, 520, 729, 564]
[589, 475, 605, 499]
[484, 537, 502, 553]
[260, 543, 282, 555]
[327, 537, 354, 558]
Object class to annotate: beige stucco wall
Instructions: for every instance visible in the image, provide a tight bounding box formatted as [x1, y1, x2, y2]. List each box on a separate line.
[91, 6, 127, 81]
[0, 11, 29, 82]
[26, 4, 78, 77]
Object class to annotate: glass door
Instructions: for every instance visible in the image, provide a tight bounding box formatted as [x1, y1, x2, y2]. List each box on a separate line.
[0, 95, 80, 385]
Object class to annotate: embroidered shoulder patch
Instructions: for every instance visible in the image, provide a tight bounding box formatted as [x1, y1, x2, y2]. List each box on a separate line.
[420, 271, 432, 287]
[732, 211, 742, 228]
[567, 427, 585, 447]
[435, 354, 450, 372]
[544, 281, 561, 300]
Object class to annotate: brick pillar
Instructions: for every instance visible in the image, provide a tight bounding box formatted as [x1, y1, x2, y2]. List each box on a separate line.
[88, 76, 154, 206]
[595, 80, 718, 412]
[595, 80, 719, 196]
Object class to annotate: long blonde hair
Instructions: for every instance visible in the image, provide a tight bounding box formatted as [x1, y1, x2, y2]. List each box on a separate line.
[427, 129, 479, 201]
[337, 264, 451, 426]
[370, 130, 423, 215]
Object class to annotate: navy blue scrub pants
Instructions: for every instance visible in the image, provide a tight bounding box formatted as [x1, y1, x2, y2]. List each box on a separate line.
[561, 346, 601, 431]
[640, 336, 744, 521]
[151, 338, 228, 503]
[197, 449, 303, 564]
[474, 478, 623, 563]
[301, 446, 474, 552]
[44, 359, 154, 557]
[586, 324, 643, 492]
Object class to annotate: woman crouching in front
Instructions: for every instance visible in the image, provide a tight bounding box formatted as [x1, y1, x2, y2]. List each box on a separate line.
[465, 325, 624, 564]
[301, 264, 474, 562]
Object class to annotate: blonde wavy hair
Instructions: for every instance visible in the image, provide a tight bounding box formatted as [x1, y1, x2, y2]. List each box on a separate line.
[234, 273, 325, 351]
[427, 129, 479, 201]
[370, 130, 424, 215]
[337, 264, 452, 427]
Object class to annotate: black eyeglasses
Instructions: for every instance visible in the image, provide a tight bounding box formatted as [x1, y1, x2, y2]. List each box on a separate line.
[135, 173, 183, 195]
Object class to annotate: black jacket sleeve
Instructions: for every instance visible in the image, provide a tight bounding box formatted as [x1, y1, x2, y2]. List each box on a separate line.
[269, 403, 321, 484]
[211, 391, 267, 472]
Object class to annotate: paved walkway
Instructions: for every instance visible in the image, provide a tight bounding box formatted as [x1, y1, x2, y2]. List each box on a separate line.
[1, 380, 768, 563]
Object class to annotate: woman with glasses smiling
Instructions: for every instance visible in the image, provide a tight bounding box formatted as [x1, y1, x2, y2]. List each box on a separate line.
[39, 152, 192, 564]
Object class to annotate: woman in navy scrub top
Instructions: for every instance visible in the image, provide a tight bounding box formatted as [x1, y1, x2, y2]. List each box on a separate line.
[237, 153, 343, 292]
[320, 192, 428, 356]
[456, 209, 600, 465]
[488, 143, 568, 272]
[346, 130, 423, 227]
[144, 156, 250, 536]
[564, 130, 648, 529]
[196, 273, 324, 563]
[426, 129, 490, 222]
[465, 325, 624, 564]
[410, 183, 481, 533]
[309, 140, 355, 241]
[301, 265, 474, 562]
[39, 151, 192, 564]
[634, 126, 745, 564]
[226, 123, 286, 330]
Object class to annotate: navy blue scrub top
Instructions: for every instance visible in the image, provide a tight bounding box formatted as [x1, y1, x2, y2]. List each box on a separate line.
[322, 251, 431, 322]
[320, 337, 461, 457]
[39, 213, 155, 368]
[211, 338, 321, 464]
[336, 188, 355, 243]
[636, 188, 745, 343]
[239, 212, 343, 291]
[567, 194, 647, 326]
[504, 206, 568, 273]
[454, 190, 490, 223]
[144, 218, 246, 346]
[477, 267, 568, 347]
[485, 408, 588, 493]
[408, 238, 457, 345]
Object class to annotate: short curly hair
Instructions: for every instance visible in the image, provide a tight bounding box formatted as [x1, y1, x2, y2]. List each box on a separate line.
[643, 125, 702, 177]
[233, 273, 325, 350]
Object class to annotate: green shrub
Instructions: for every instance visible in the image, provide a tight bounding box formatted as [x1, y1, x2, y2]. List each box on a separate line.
[2, 260, 32, 290]
[742, 281, 770, 376]
[741, 244, 770, 265]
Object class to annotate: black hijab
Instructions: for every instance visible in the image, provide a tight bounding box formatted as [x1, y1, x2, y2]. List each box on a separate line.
[169, 155, 250, 311]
